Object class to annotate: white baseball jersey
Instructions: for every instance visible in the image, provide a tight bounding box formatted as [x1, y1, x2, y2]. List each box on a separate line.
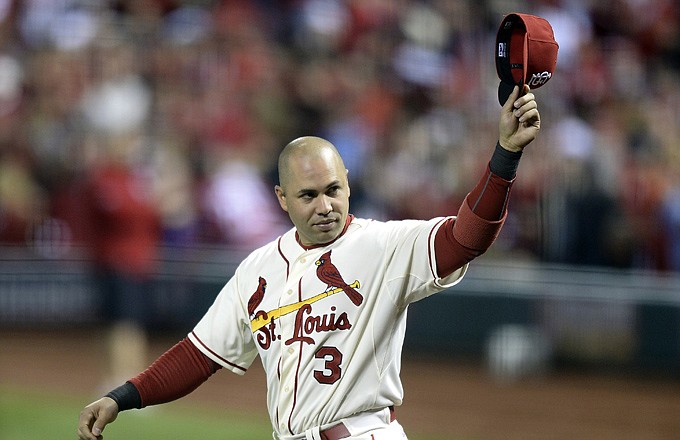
[188, 216, 467, 437]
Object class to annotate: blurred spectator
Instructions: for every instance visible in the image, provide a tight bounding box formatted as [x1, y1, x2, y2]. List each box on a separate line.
[201, 151, 288, 247]
[618, 120, 669, 271]
[18, 0, 100, 51]
[538, 115, 634, 267]
[150, 138, 200, 246]
[0, 150, 45, 243]
[80, 134, 161, 386]
[80, 44, 151, 136]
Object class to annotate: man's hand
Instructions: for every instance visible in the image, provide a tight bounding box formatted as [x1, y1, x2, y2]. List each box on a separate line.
[77, 397, 119, 440]
[499, 85, 541, 152]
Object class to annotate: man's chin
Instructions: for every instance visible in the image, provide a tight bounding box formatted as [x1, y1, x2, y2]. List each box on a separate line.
[304, 228, 341, 246]
[316, 228, 340, 242]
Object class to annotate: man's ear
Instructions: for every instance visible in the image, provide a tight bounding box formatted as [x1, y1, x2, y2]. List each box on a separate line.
[275, 185, 288, 212]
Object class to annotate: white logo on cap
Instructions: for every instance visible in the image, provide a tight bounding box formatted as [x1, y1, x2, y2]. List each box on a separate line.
[498, 43, 506, 58]
[528, 71, 552, 87]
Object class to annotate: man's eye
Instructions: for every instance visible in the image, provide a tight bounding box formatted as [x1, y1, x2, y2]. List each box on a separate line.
[327, 187, 339, 196]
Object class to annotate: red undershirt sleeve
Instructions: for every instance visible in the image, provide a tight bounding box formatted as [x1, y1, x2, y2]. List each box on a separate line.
[128, 337, 222, 407]
[435, 164, 514, 278]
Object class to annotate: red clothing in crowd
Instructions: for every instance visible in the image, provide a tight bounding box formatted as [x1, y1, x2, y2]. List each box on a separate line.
[82, 163, 160, 277]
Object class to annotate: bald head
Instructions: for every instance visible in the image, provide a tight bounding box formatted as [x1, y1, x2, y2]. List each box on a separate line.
[274, 136, 351, 245]
[277, 136, 346, 190]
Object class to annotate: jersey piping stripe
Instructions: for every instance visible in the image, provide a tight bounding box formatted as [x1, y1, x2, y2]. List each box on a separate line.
[190, 331, 247, 373]
[429, 217, 447, 286]
[277, 236, 290, 280]
[275, 353, 282, 434]
[288, 338, 304, 434]
[284, 278, 304, 435]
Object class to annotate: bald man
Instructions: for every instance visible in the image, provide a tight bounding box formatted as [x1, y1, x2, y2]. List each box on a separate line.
[78, 85, 540, 440]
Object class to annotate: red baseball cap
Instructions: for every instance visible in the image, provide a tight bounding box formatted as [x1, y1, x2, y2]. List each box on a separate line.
[495, 13, 559, 105]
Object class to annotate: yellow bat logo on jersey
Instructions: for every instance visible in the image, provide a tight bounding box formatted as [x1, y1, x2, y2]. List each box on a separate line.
[250, 280, 360, 333]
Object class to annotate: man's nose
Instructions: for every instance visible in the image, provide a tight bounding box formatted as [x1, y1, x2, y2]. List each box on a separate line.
[315, 195, 332, 215]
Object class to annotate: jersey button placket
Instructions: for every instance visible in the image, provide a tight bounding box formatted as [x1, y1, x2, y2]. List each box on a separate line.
[277, 252, 315, 434]
[277, 284, 299, 434]
[283, 347, 296, 394]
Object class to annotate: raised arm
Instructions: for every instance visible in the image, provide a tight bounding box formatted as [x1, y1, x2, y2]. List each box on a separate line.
[435, 85, 540, 277]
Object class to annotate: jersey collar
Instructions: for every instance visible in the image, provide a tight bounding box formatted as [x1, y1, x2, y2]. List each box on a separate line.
[295, 214, 355, 251]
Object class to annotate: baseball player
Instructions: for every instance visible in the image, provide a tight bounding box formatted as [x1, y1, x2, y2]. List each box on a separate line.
[77, 84, 540, 440]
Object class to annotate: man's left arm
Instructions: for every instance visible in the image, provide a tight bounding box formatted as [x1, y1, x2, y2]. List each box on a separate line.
[435, 85, 540, 277]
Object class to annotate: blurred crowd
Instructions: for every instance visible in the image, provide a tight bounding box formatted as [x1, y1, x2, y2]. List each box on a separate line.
[0, 0, 679, 274]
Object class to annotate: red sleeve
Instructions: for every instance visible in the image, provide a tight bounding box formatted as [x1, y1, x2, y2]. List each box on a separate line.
[128, 338, 222, 407]
[435, 165, 514, 277]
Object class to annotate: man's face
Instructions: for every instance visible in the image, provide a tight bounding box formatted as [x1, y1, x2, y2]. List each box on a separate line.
[275, 149, 350, 246]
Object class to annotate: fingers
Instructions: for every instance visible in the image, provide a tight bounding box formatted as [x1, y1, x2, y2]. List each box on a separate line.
[503, 85, 536, 120]
[77, 407, 101, 440]
[512, 86, 533, 111]
[512, 86, 539, 125]
[498, 84, 541, 151]
[91, 411, 113, 438]
[91, 422, 105, 438]
[77, 398, 118, 440]
[515, 101, 539, 125]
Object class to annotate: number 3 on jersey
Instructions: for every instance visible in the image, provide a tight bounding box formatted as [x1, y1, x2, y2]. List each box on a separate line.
[314, 346, 342, 384]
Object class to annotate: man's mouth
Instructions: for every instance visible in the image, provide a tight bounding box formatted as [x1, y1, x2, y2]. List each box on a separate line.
[314, 219, 336, 232]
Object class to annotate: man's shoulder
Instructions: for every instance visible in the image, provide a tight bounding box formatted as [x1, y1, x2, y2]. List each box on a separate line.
[347, 215, 453, 245]
[350, 216, 448, 230]
[347, 216, 385, 233]
[239, 227, 296, 266]
[345, 216, 411, 240]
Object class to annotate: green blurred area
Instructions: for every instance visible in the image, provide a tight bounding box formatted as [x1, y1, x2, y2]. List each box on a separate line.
[0, 387, 449, 440]
[0, 387, 272, 440]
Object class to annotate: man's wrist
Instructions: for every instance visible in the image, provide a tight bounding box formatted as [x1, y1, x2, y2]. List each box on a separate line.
[105, 381, 142, 411]
[489, 141, 523, 180]
[498, 138, 524, 153]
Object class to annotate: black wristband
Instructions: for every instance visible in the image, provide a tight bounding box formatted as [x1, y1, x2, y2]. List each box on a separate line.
[489, 142, 522, 180]
[105, 381, 142, 411]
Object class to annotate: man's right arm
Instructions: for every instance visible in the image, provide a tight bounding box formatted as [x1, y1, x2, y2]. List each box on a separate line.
[77, 338, 221, 440]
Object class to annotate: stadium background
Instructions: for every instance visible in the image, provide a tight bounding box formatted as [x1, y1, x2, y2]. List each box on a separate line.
[1, 0, 680, 439]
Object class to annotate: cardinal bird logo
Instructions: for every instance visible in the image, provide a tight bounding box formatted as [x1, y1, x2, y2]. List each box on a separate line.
[247, 276, 267, 316]
[315, 250, 363, 306]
